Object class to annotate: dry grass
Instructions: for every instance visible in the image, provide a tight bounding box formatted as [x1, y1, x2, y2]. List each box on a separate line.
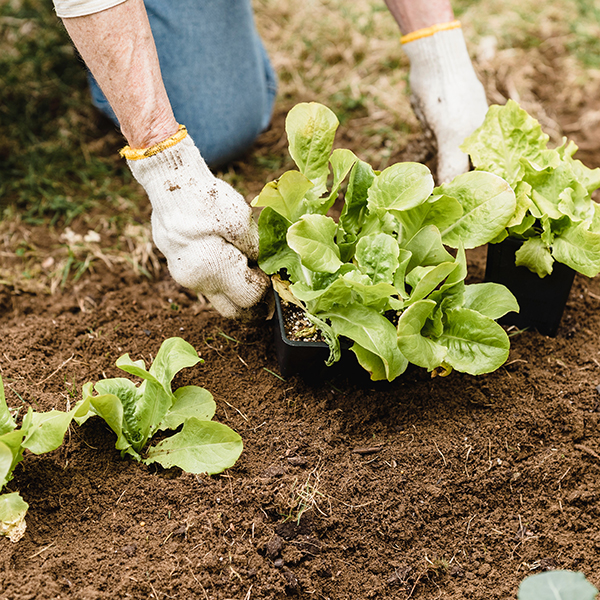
[253, 0, 416, 169]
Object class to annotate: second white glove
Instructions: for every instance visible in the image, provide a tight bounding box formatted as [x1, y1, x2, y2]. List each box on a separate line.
[402, 22, 488, 184]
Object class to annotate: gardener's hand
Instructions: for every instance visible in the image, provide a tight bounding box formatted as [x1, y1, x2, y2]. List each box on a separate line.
[401, 23, 488, 184]
[122, 127, 270, 318]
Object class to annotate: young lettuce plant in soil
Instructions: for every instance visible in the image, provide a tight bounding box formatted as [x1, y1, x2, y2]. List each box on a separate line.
[75, 337, 243, 474]
[253, 102, 520, 381]
[0, 375, 86, 542]
[461, 99, 600, 278]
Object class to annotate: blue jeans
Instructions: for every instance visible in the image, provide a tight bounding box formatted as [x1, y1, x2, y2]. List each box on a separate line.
[89, 0, 277, 167]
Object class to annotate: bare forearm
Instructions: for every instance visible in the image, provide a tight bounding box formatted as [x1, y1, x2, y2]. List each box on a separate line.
[384, 0, 454, 34]
[61, 0, 178, 148]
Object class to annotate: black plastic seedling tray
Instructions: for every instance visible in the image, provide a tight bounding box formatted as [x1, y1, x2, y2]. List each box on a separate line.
[273, 293, 331, 378]
[485, 237, 575, 337]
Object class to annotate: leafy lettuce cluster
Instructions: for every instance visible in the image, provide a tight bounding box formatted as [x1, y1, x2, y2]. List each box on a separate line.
[76, 337, 243, 474]
[462, 99, 600, 278]
[254, 103, 519, 381]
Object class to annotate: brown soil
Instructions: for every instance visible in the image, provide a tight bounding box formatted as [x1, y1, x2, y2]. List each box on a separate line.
[2, 48, 600, 600]
[1, 243, 600, 600]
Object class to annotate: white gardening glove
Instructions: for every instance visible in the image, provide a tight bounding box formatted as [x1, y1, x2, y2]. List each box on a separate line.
[402, 22, 488, 184]
[121, 126, 270, 318]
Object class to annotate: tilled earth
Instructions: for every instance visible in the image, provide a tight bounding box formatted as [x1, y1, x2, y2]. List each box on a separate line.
[0, 243, 598, 600]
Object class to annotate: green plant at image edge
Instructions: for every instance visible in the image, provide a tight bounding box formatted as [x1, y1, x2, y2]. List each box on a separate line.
[0, 375, 87, 542]
[519, 570, 598, 600]
[461, 99, 600, 279]
[0, 337, 242, 542]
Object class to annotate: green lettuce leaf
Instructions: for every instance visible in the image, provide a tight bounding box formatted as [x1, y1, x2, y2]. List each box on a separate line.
[287, 214, 343, 273]
[159, 386, 216, 431]
[148, 337, 202, 393]
[321, 304, 408, 381]
[367, 162, 434, 214]
[552, 224, 600, 277]
[325, 149, 358, 210]
[252, 170, 314, 222]
[437, 308, 511, 375]
[397, 300, 448, 370]
[355, 233, 400, 284]
[22, 408, 78, 455]
[0, 378, 16, 436]
[285, 102, 339, 198]
[518, 570, 598, 600]
[257, 207, 305, 283]
[514, 237, 555, 278]
[438, 171, 516, 249]
[339, 159, 375, 237]
[462, 283, 519, 319]
[0, 492, 28, 542]
[404, 225, 454, 271]
[460, 99, 549, 186]
[145, 418, 243, 475]
[405, 262, 458, 306]
[395, 194, 463, 244]
[87, 392, 137, 457]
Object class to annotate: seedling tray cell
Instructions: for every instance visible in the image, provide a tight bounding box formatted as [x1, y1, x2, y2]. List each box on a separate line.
[485, 237, 575, 337]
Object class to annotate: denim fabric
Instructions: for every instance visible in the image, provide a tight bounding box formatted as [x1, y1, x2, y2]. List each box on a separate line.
[88, 0, 277, 167]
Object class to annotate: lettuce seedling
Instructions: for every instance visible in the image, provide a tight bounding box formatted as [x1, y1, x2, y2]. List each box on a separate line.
[76, 337, 243, 474]
[518, 570, 598, 600]
[0, 375, 85, 542]
[461, 99, 600, 278]
[253, 102, 519, 381]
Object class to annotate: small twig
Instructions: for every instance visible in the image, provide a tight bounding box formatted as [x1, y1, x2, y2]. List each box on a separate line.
[36, 354, 74, 385]
[465, 514, 477, 537]
[406, 573, 422, 599]
[557, 467, 571, 487]
[332, 498, 378, 510]
[28, 542, 55, 559]
[464, 445, 472, 478]
[149, 581, 161, 600]
[434, 441, 447, 466]
[352, 445, 384, 455]
[222, 399, 248, 422]
[574, 444, 600, 461]
[505, 359, 528, 366]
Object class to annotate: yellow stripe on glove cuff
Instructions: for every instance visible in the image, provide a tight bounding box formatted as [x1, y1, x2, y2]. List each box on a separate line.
[119, 124, 188, 160]
[400, 20, 461, 44]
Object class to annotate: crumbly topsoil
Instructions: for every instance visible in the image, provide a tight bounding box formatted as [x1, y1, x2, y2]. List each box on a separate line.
[0, 237, 599, 600]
